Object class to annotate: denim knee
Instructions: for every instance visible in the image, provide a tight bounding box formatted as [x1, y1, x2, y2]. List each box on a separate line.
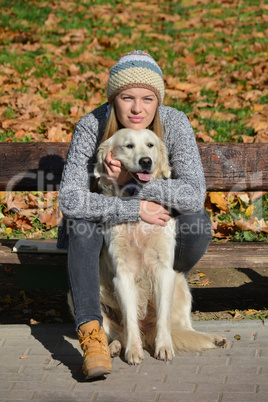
[174, 209, 212, 274]
[67, 219, 103, 248]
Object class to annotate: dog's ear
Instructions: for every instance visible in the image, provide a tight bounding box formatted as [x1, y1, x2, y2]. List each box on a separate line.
[153, 140, 171, 179]
[94, 139, 113, 179]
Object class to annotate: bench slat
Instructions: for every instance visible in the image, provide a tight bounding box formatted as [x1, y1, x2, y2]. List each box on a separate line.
[1, 240, 267, 268]
[0, 143, 267, 191]
[199, 143, 268, 191]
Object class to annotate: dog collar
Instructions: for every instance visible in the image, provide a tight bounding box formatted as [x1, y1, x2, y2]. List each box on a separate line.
[122, 178, 143, 196]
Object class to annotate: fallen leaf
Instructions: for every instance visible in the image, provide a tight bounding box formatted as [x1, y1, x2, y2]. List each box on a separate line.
[5, 192, 26, 212]
[237, 193, 250, 204]
[232, 135, 254, 143]
[195, 131, 214, 142]
[245, 205, 255, 217]
[69, 64, 80, 76]
[234, 311, 242, 319]
[38, 206, 62, 228]
[14, 215, 33, 231]
[249, 192, 267, 202]
[245, 309, 258, 315]
[45, 13, 61, 27]
[30, 318, 40, 325]
[209, 192, 228, 211]
[2, 217, 16, 229]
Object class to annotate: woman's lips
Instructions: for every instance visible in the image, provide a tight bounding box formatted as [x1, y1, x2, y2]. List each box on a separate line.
[129, 116, 144, 123]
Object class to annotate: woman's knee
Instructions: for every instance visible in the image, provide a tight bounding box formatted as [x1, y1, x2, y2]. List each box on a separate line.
[67, 219, 103, 248]
[174, 209, 212, 274]
[176, 209, 212, 246]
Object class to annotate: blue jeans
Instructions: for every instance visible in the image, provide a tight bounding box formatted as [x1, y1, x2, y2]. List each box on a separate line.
[67, 209, 212, 331]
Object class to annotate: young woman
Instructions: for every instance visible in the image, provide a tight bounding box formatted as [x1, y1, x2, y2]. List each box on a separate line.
[58, 50, 212, 379]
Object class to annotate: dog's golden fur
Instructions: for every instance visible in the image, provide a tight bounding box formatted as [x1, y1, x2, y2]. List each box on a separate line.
[78, 128, 226, 364]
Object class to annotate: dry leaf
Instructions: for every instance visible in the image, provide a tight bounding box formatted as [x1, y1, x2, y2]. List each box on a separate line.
[38, 207, 62, 228]
[69, 64, 80, 76]
[30, 318, 40, 325]
[2, 217, 16, 229]
[245, 205, 255, 217]
[195, 132, 214, 142]
[238, 193, 250, 204]
[245, 309, 258, 315]
[209, 192, 228, 211]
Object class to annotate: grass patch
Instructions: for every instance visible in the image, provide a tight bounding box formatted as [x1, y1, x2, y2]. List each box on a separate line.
[0, 1, 51, 31]
[51, 100, 72, 116]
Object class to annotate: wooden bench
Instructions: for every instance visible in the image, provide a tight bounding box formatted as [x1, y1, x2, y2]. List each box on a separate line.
[0, 142, 268, 288]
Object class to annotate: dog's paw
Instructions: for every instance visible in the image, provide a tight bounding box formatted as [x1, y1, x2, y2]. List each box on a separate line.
[195, 332, 227, 350]
[154, 344, 175, 361]
[125, 346, 144, 365]
[109, 340, 122, 357]
[213, 334, 227, 348]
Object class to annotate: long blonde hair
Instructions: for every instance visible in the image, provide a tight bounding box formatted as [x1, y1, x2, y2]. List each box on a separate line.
[101, 102, 163, 143]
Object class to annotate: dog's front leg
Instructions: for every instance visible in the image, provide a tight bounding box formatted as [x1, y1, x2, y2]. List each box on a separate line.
[113, 269, 144, 365]
[154, 268, 176, 361]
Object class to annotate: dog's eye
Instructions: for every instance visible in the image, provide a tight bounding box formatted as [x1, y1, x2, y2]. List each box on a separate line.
[126, 144, 134, 149]
[147, 143, 154, 148]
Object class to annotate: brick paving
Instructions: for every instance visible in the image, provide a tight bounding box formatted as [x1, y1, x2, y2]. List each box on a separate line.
[0, 320, 267, 401]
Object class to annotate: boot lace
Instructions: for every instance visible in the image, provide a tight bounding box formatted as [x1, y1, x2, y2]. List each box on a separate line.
[78, 328, 109, 357]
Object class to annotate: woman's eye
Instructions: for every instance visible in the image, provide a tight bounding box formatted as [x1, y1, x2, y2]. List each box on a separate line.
[126, 144, 134, 149]
[147, 143, 154, 148]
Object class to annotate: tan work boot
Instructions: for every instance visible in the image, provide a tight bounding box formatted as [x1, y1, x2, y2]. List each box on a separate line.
[78, 321, 112, 379]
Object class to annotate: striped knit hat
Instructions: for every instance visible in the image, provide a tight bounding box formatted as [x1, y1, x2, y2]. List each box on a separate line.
[107, 50, 165, 105]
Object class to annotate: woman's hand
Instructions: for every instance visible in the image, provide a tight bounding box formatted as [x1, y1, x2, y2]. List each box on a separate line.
[139, 200, 170, 226]
[103, 152, 132, 186]
[104, 154, 169, 226]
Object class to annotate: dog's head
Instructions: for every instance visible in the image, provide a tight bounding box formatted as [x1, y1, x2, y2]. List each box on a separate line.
[94, 128, 171, 189]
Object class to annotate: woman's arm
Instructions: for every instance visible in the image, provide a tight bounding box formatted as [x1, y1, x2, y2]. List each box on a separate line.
[59, 109, 141, 224]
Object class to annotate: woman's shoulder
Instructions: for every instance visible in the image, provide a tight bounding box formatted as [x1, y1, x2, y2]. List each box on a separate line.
[159, 104, 187, 121]
[69, 103, 108, 149]
[159, 105, 193, 137]
[75, 103, 108, 131]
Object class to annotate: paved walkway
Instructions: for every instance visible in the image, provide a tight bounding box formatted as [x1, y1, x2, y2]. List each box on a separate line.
[0, 320, 267, 401]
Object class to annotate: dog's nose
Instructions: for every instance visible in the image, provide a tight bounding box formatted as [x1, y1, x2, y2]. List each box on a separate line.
[139, 157, 152, 171]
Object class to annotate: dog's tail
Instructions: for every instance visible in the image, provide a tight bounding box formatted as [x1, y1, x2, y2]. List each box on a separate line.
[171, 325, 226, 353]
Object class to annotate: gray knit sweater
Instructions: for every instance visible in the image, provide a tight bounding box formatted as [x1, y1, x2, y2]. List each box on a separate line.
[58, 103, 206, 245]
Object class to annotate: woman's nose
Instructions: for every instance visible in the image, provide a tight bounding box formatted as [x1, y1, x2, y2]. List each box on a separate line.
[131, 100, 142, 114]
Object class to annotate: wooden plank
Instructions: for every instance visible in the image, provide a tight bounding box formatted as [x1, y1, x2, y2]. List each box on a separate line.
[0, 143, 68, 191]
[0, 239, 67, 266]
[0, 143, 267, 191]
[199, 143, 268, 191]
[195, 242, 268, 269]
[1, 240, 268, 268]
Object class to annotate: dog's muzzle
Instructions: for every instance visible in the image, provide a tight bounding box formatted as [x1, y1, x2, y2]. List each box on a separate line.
[139, 157, 152, 171]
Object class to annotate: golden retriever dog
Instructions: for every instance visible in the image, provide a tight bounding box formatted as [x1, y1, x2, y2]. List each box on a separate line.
[91, 128, 225, 364]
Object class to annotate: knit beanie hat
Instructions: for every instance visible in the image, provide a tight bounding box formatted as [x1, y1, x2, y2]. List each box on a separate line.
[107, 50, 165, 105]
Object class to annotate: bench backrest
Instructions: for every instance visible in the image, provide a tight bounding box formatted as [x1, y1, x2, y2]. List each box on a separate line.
[1, 143, 267, 192]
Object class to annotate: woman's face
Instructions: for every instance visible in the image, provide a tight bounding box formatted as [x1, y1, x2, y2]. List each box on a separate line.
[114, 87, 158, 130]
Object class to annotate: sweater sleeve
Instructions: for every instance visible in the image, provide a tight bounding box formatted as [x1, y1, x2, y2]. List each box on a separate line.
[59, 107, 141, 224]
[137, 107, 206, 213]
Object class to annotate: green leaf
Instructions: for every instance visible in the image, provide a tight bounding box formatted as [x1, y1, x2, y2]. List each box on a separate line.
[243, 231, 254, 241]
